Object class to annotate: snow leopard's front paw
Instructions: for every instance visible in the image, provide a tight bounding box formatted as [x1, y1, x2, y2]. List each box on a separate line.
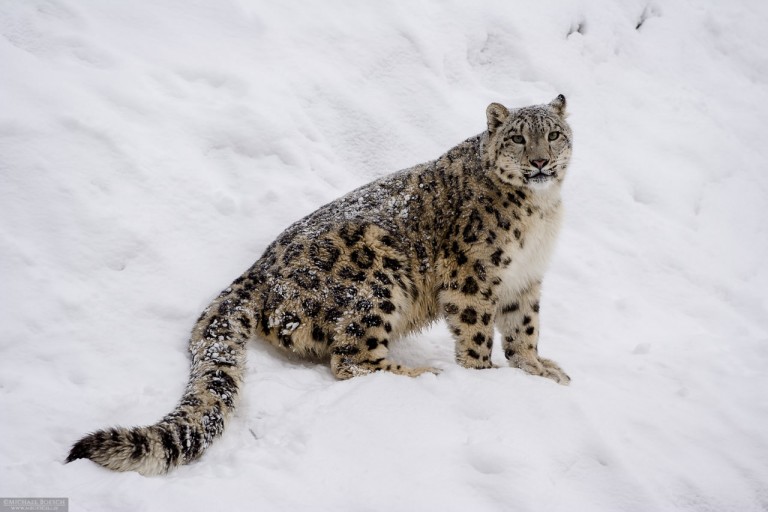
[509, 353, 570, 385]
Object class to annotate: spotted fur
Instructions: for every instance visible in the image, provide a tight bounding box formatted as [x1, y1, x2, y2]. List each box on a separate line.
[67, 96, 573, 475]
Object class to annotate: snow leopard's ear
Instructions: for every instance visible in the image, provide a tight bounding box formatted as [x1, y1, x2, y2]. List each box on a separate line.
[486, 103, 509, 135]
[549, 94, 568, 118]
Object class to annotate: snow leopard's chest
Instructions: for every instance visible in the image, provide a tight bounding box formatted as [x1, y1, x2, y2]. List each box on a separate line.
[495, 205, 562, 304]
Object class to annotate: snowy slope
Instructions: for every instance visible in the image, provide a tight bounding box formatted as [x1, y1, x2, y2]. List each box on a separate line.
[2, 0, 768, 510]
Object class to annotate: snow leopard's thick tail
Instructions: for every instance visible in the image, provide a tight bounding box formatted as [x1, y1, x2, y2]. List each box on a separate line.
[66, 301, 252, 475]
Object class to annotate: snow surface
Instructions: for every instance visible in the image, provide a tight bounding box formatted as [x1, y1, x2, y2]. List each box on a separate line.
[2, 0, 768, 510]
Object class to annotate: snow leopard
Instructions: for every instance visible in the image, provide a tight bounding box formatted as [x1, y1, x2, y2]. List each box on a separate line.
[66, 95, 573, 475]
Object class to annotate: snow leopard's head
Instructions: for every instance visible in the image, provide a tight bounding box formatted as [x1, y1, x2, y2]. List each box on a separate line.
[484, 95, 572, 192]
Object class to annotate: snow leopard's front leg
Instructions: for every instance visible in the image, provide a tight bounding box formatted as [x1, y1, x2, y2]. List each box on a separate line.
[497, 281, 570, 384]
[439, 273, 497, 370]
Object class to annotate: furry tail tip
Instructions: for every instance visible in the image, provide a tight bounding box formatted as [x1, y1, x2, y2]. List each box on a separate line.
[65, 424, 191, 476]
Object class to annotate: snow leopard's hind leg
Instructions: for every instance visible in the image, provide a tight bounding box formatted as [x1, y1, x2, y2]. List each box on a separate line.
[330, 332, 439, 379]
[327, 300, 438, 379]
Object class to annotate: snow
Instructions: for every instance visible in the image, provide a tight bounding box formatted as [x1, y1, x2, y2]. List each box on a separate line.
[1, 0, 768, 510]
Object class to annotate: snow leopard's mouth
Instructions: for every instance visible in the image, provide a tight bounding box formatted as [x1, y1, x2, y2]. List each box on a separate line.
[523, 169, 557, 184]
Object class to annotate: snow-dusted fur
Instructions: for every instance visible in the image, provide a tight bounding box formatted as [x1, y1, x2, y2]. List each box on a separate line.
[67, 96, 572, 475]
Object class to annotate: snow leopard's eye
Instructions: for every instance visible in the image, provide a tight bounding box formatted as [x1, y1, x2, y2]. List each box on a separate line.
[511, 135, 525, 144]
[548, 131, 560, 141]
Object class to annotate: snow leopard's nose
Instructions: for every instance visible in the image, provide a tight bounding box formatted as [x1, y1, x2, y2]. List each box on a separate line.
[530, 159, 549, 170]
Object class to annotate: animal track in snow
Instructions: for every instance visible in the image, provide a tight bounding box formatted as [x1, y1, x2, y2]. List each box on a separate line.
[466, 447, 508, 475]
[567, 20, 587, 38]
[636, 5, 662, 31]
[175, 68, 250, 98]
